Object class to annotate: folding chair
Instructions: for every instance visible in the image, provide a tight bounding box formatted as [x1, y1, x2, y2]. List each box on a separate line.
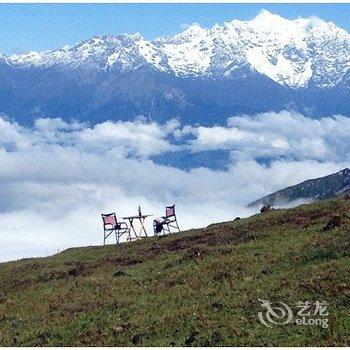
[101, 213, 130, 245]
[153, 204, 180, 235]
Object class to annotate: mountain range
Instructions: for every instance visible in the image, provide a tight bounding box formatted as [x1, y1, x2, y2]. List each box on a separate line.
[249, 168, 350, 207]
[1, 10, 350, 124]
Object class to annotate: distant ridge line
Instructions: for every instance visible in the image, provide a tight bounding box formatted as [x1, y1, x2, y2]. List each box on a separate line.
[248, 168, 350, 207]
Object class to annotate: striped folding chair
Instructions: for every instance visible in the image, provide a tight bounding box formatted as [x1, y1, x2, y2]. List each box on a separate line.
[153, 204, 180, 235]
[101, 213, 130, 244]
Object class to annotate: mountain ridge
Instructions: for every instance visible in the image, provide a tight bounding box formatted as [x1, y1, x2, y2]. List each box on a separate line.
[3, 10, 350, 89]
[2, 10, 350, 123]
[248, 168, 350, 207]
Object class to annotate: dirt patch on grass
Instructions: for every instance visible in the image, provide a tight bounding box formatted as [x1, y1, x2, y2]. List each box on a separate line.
[322, 215, 344, 231]
[97, 256, 143, 268]
[0, 289, 7, 304]
[113, 270, 132, 277]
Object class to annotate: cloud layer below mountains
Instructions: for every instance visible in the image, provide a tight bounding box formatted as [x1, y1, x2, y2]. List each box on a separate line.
[1, 111, 349, 262]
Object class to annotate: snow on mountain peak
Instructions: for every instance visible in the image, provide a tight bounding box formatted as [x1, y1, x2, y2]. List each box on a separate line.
[179, 23, 205, 36]
[10, 51, 43, 65]
[251, 9, 289, 26]
[0, 53, 10, 65]
[5, 11, 350, 88]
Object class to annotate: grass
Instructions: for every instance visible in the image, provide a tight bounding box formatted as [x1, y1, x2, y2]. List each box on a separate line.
[0, 198, 349, 346]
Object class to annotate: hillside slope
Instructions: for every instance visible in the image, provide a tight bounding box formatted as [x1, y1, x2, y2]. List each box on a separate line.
[249, 168, 350, 207]
[0, 199, 349, 346]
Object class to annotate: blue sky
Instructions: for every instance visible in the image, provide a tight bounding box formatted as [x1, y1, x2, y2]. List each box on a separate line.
[0, 3, 350, 55]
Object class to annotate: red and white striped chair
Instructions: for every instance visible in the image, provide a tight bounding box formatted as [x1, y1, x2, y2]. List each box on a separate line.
[153, 204, 180, 235]
[101, 213, 130, 244]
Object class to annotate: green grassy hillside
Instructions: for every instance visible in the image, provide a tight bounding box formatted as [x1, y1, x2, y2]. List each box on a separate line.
[0, 199, 349, 346]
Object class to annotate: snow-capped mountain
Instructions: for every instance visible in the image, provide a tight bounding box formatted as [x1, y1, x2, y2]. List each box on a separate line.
[1, 10, 350, 124]
[5, 10, 350, 88]
[9, 34, 169, 72]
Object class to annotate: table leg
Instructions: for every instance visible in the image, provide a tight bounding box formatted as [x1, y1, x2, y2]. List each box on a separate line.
[127, 219, 132, 241]
[129, 219, 138, 241]
[139, 217, 148, 238]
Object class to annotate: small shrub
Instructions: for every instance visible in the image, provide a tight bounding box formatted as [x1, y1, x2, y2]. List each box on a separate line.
[260, 205, 271, 213]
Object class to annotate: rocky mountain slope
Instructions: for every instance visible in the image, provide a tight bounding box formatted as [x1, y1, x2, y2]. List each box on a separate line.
[0, 198, 349, 346]
[249, 168, 350, 207]
[1, 10, 350, 123]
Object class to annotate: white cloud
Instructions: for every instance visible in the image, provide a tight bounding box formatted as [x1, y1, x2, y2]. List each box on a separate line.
[0, 116, 178, 158]
[186, 111, 350, 163]
[0, 112, 349, 262]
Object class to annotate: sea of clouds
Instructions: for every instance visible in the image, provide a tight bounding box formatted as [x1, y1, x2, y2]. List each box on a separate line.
[1, 110, 350, 262]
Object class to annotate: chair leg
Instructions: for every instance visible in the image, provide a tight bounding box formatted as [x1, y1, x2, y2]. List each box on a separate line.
[164, 224, 170, 235]
[127, 229, 131, 242]
[153, 222, 157, 236]
[116, 229, 124, 244]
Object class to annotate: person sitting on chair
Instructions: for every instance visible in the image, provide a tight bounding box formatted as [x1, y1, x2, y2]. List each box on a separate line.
[153, 217, 164, 234]
[153, 204, 180, 235]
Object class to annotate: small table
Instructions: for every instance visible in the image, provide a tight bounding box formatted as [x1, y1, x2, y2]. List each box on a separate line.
[122, 214, 153, 241]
